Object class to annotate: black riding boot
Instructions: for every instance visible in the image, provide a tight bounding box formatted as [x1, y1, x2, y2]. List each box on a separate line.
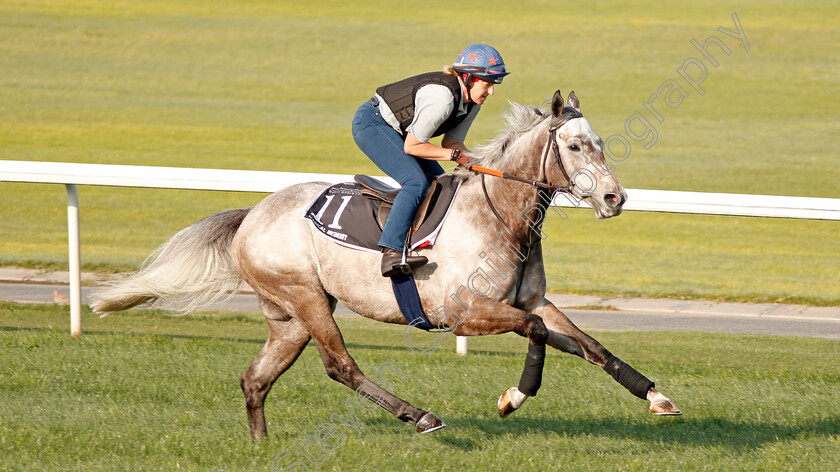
[380, 247, 428, 277]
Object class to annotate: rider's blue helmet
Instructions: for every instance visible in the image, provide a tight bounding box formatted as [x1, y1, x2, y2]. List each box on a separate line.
[453, 43, 510, 84]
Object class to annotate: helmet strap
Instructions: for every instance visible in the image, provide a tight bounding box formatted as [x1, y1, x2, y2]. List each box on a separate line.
[461, 73, 474, 104]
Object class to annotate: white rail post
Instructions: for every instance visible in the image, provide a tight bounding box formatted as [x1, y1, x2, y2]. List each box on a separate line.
[456, 336, 468, 356]
[65, 184, 82, 337]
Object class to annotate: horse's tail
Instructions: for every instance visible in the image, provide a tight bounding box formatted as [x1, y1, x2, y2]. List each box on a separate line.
[90, 208, 251, 316]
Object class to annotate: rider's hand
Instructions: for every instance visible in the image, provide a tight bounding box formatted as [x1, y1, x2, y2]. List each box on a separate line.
[454, 155, 472, 167]
[451, 149, 473, 168]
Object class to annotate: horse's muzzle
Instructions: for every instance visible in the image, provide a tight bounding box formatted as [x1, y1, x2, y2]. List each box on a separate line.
[600, 191, 627, 218]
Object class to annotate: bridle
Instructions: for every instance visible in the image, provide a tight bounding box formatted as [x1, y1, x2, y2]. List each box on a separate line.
[541, 108, 585, 192]
[469, 108, 584, 248]
[469, 108, 584, 193]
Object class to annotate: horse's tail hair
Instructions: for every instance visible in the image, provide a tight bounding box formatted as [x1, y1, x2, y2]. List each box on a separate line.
[89, 208, 251, 317]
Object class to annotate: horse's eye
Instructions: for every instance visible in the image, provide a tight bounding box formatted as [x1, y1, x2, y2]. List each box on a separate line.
[569, 144, 580, 152]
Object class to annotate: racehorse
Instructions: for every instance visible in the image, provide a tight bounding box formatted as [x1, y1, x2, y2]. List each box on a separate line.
[90, 91, 681, 439]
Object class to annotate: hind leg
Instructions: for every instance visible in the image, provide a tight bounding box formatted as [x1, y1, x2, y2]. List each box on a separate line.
[241, 297, 311, 439]
[288, 289, 443, 433]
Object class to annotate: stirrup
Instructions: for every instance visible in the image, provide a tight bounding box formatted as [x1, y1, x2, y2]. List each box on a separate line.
[381, 248, 427, 277]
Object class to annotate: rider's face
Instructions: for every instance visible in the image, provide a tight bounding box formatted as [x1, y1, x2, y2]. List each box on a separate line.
[469, 79, 495, 105]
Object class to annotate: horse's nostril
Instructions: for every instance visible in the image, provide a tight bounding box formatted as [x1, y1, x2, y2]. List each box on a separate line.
[605, 193, 620, 207]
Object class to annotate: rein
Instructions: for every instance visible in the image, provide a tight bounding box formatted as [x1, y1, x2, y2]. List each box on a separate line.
[469, 164, 557, 191]
[468, 109, 584, 248]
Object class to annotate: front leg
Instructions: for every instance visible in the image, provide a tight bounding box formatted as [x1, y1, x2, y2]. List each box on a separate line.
[448, 302, 550, 418]
[531, 300, 681, 416]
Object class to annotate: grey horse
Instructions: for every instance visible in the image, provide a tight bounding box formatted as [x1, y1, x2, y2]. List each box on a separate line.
[91, 91, 681, 440]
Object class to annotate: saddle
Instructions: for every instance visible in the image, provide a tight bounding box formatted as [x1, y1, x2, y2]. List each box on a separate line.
[304, 174, 461, 252]
[353, 174, 438, 233]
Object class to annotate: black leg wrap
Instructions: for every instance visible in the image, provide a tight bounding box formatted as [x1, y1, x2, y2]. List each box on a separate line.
[553, 333, 585, 358]
[517, 343, 546, 397]
[603, 355, 654, 400]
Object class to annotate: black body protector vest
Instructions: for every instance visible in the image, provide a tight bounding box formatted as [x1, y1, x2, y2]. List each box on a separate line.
[376, 72, 472, 138]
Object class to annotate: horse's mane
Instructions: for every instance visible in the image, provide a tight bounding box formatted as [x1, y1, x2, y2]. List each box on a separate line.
[455, 102, 550, 178]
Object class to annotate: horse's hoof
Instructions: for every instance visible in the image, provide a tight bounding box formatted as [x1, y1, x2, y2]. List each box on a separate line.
[650, 399, 682, 416]
[415, 412, 446, 434]
[497, 387, 522, 418]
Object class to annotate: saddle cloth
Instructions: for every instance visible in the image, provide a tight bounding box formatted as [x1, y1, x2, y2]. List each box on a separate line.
[303, 174, 461, 252]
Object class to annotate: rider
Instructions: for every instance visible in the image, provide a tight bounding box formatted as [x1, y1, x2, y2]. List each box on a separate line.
[352, 43, 510, 277]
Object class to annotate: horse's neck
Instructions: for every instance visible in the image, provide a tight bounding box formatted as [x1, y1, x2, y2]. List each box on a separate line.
[478, 123, 549, 242]
[459, 160, 546, 246]
[479, 173, 544, 241]
[448, 114, 552, 249]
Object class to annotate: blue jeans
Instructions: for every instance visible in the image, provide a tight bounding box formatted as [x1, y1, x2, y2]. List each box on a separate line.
[352, 99, 444, 251]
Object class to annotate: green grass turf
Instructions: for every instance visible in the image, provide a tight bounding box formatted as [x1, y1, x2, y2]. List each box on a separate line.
[1, 302, 838, 471]
[1, 1, 838, 304]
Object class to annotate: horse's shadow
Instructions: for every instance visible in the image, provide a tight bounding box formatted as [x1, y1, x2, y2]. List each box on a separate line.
[430, 415, 839, 451]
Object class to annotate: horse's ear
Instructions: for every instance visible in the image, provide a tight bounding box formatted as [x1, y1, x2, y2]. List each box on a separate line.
[551, 90, 564, 117]
[568, 91, 580, 111]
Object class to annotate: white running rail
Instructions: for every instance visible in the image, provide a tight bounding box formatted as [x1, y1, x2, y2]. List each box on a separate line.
[3, 159, 839, 337]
